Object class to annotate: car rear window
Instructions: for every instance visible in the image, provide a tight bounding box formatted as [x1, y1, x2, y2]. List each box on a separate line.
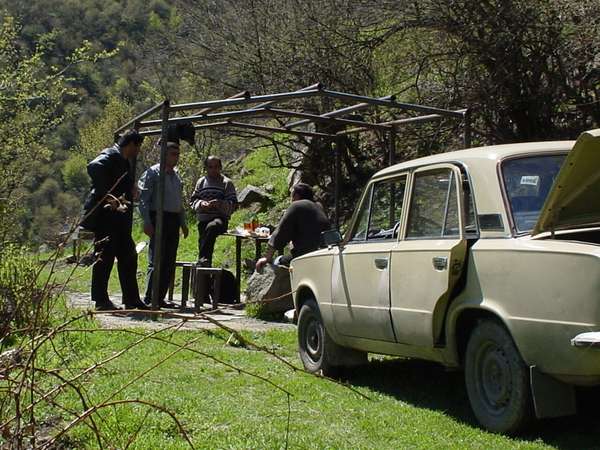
[501, 154, 566, 233]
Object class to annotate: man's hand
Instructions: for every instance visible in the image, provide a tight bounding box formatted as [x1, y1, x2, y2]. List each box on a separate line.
[182, 224, 189, 238]
[255, 257, 268, 273]
[143, 223, 155, 237]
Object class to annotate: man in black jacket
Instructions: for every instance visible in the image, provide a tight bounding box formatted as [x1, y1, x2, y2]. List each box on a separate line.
[255, 183, 329, 272]
[84, 129, 147, 310]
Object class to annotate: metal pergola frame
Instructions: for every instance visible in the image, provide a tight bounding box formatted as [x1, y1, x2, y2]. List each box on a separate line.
[115, 83, 470, 310]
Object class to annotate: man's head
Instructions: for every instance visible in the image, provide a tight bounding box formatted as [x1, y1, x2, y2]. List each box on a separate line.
[291, 183, 314, 202]
[116, 129, 144, 158]
[204, 155, 222, 178]
[166, 142, 180, 171]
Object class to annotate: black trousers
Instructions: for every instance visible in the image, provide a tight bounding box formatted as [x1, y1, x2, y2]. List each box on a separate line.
[144, 212, 180, 304]
[197, 217, 228, 266]
[92, 225, 140, 306]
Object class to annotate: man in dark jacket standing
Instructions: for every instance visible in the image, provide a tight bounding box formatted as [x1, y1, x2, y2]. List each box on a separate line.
[85, 129, 147, 310]
[255, 183, 329, 272]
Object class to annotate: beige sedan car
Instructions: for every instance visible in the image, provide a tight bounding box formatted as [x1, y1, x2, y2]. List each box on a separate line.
[290, 129, 600, 433]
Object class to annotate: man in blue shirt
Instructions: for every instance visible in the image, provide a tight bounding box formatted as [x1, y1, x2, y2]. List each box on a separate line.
[138, 141, 189, 307]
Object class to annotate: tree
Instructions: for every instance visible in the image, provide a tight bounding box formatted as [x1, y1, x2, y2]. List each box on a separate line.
[0, 13, 115, 245]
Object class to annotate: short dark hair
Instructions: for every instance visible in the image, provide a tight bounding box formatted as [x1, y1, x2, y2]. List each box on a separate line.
[292, 183, 314, 201]
[204, 155, 222, 169]
[116, 129, 144, 147]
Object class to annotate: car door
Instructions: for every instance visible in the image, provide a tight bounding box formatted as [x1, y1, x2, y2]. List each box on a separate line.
[331, 174, 408, 341]
[389, 165, 469, 347]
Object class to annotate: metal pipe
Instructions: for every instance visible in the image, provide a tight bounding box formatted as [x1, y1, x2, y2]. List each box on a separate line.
[388, 128, 396, 167]
[253, 82, 321, 110]
[284, 95, 394, 129]
[265, 107, 391, 131]
[321, 89, 466, 118]
[114, 102, 164, 136]
[151, 100, 170, 311]
[337, 112, 459, 136]
[225, 121, 336, 139]
[193, 90, 250, 116]
[334, 137, 342, 228]
[463, 109, 472, 148]
[167, 88, 322, 113]
[139, 121, 230, 136]
[140, 85, 324, 127]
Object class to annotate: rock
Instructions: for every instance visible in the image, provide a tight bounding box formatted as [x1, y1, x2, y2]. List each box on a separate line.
[245, 265, 293, 314]
[287, 169, 302, 189]
[284, 308, 296, 323]
[263, 183, 274, 193]
[237, 185, 272, 208]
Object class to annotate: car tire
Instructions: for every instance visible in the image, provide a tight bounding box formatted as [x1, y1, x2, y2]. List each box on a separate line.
[464, 319, 532, 434]
[297, 298, 366, 377]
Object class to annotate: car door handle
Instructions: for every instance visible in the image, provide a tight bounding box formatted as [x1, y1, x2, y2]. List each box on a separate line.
[432, 256, 448, 271]
[374, 258, 388, 270]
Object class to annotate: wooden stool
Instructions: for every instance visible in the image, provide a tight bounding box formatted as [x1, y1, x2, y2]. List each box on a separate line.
[169, 262, 224, 311]
[191, 267, 223, 311]
[170, 262, 197, 310]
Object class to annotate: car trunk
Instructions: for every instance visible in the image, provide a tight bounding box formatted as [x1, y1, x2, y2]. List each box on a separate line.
[532, 129, 600, 238]
[535, 228, 600, 245]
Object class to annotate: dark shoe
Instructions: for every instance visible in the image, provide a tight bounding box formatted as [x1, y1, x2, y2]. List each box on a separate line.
[95, 301, 121, 311]
[197, 257, 210, 267]
[159, 301, 178, 309]
[124, 301, 150, 310]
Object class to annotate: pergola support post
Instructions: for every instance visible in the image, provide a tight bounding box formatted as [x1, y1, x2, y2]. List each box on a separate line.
[463, 109, 472, 148]
[334, 137, 342, 229]
[151, 100, 170, 311]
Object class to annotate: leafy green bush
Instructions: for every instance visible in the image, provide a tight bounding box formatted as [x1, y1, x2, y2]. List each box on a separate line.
[0, 245, 45, 339]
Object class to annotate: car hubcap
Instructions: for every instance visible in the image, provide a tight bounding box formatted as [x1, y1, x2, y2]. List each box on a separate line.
[305, 318, 322, 362]
[478, 343, 512, 412]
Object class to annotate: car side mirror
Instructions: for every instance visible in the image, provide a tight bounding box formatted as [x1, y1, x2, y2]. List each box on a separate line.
[321, 229, 343, 247]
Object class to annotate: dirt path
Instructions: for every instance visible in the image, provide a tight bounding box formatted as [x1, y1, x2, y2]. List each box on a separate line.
[68, 292, 295, 332]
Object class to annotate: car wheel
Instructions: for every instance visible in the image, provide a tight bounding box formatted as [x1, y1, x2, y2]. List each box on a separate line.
[297, 298, 366, 377]
[464, 320, 532, 433]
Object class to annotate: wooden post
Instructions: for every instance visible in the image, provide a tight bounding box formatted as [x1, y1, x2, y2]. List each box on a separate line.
[151, 100, 170, 311]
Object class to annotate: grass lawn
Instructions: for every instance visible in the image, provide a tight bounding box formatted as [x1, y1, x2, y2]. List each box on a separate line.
[32, 323, 600, 449]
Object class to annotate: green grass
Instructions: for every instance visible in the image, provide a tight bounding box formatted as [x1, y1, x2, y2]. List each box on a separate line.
[31, 324, 600, 449]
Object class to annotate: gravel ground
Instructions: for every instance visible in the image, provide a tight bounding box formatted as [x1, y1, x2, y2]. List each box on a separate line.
[68, 292, 295, 332]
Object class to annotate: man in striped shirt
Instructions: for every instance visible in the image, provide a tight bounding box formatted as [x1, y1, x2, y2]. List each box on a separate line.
[190, 155, 237, 266]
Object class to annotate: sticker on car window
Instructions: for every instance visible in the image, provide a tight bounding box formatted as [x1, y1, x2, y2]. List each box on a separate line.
[520, 175, 539, 186]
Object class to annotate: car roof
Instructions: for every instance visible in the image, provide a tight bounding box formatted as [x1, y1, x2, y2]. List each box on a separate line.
[374, 141, 575, 178]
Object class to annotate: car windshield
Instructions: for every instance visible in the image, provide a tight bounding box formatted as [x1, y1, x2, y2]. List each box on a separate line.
[501, 154, 566, 233]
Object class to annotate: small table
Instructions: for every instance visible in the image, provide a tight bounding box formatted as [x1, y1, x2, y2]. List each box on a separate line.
[224, 231, 270, 301]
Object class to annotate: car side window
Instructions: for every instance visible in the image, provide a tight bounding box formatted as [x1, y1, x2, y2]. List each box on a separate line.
[406, 168, 460, 239]
[348, 185, 372, 242]
[367, 176, 407, 240]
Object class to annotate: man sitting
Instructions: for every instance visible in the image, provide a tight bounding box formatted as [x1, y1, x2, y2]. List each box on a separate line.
[255, 183, 329, 271]
[190, 155, 237, 267]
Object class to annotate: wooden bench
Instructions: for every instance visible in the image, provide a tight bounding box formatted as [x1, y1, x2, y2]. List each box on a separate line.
[168, 262, 223, 311]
